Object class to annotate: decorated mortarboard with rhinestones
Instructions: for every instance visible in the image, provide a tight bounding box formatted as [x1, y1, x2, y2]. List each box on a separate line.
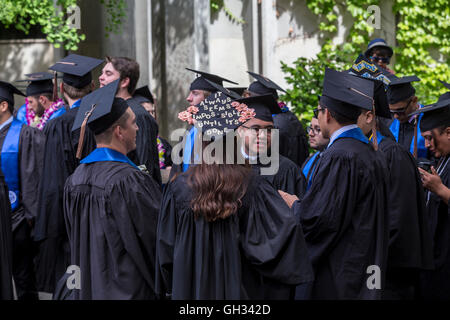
[178, 91, 255, 138]
[0, 80, 25, 105]
[186, 68, 238, 92]
[204, 79, 241, 99]
[49, 54, 103, 89]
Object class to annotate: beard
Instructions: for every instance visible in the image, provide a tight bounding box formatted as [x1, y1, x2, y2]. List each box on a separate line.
[34, 102, 46, 117]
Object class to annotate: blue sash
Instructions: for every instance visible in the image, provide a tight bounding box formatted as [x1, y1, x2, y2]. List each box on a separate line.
[1, 119, 23, 211]
[183, 126, 197, 172]
[302, 152, 320, 191]
[371, 131, 386, 145]
[70, 99, 82, 110]
[16, 104, 27, 125]
[49, 107, 66, 120]
[389, 111, 427, 158]
[329, 127, 369, 148]
[81, 147, 139, 169]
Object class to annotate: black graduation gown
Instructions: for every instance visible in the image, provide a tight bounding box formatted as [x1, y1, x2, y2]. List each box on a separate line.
[252, 154, 306, 199]
[0, 123, 45, 231]
[377, 136, 434, 299]
[63, 160, 161, 299]
[420, 156, 450, 299]
[155, 172, 314, 300]
[0, 170, 13, 300]
[273, 111, 309, 167]
[293, 137, 389, 300]
[126, 99, 162, 186]
[34, 107, 96, 293]
[159, 137, 173, 168]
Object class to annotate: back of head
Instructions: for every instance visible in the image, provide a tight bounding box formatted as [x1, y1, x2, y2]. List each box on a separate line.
[105, 56, 140, 95]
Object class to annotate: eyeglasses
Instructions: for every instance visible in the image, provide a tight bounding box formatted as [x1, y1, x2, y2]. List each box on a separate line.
[241, 125, 276, 135]
[313, 107, 325, 118]
[370, 56, 390, 64]
[307, 126, 321, 135]
[390, 98, 413, 115]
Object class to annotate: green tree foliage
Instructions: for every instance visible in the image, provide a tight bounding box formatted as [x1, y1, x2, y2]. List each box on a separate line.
[281, 0, 450, 127]
[0, 0, 126, 51]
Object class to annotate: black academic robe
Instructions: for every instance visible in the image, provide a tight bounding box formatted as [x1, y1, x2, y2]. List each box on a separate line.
[0, 123, 45, 231]
[34, 107, 96, 293]
[126, 99, 162, 186]
[293, 137, 389, 300]
[377, 137, 434, 299]
[159, 137, 173, 168]
[273, 111, 309, 167]
[0, 170, 13, 300]
[420, 156, 450, 299]
[252, 154, 306, 199]
[63, 160, 161, 300]
[156, 172, 314, 300]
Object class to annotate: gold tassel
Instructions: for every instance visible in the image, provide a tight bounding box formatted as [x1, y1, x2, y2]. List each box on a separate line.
[76, 104, 97, 159]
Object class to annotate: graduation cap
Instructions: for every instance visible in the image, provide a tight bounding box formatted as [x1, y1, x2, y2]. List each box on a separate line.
[321, 68, 374, 119]
[236, 94, 281, 122]
[49, 54, 103, 89]
[226, 87, 247, 97]
[16, 72, 55, 97]
[133, 85, 154, 104]
[0, 80, 25, 106]
[247, 71, 286, 99]
[409, 96, 450, 132]
[204, 79, 241, 99]
[386, 75, 420, 105]
[178, 91, 255, 138]
[186, 68, 238, 92]
[72, 79, 124, 158]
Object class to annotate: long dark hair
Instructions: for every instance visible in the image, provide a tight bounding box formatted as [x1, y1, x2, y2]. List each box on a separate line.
[186, 135, 252, 222]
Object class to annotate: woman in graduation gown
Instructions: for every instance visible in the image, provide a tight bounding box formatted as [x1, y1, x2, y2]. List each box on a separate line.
[155, 92, 314, 300]
[0, 169, 13, 300]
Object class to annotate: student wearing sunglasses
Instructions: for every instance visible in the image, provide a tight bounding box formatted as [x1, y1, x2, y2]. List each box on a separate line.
[364, 38, 395, 74]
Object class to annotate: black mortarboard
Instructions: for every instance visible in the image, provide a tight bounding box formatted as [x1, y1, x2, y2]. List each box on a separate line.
[186, 68, 238, 92]
[16, 72, 55, 97]
[236, 94, 281, 122]
[226, 87, 247, 97]
[247, 71, 286, 99]
[409, 95, 450, 132]
[49, 54, 103, 89]
[72, 79, 124, 134]
[133, 85, 154, 104]
[0, 80, 25, 105]
[386, 75, 420, 104]
[203, 79, 241, 99]
[321, 68, 374, 119]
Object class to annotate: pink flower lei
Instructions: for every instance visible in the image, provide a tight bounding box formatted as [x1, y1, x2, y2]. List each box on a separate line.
[25, 98, 65, 130]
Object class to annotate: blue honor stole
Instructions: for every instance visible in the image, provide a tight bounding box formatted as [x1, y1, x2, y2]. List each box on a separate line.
[302, 152, 320, 191]
[389, 110, 427, 158]
[183, 126, 198, 172]
[329, 127, 369, 148]
[1, 119, 23, 211]
[81, 147, 139, 169]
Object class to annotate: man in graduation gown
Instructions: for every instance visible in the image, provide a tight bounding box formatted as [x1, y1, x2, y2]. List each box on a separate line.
[279, 69, 389, 300]
[15, 72, 66, 129]
[169, 69, 239, 179]
[302, 114, 329, 191]
[236, 94, 307, 199]
[0, 166, 13, 300]
[156, 91, 313, 300]
[0, 81, 45, 300]
[410, 95, 450, 299]
[98, 56, 161, 186]
[247, 71, 309, 167]
[34, 54, 103, 294]
[63, 80, 161, 299]
[356, 78, 434, 299]
[387, 75, 429, 159]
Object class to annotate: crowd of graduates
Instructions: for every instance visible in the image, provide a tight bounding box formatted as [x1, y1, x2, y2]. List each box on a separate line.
[0, 37, 449, 300]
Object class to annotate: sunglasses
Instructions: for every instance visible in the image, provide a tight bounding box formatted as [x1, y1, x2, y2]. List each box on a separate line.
[389, 98, 413, 115]
[370, 56, 390, 64]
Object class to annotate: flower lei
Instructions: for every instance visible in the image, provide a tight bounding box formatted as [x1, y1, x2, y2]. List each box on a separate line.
[157, 136, 166, 169]
[278, 101, 289, 113]
[25, 98, 64, 130]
